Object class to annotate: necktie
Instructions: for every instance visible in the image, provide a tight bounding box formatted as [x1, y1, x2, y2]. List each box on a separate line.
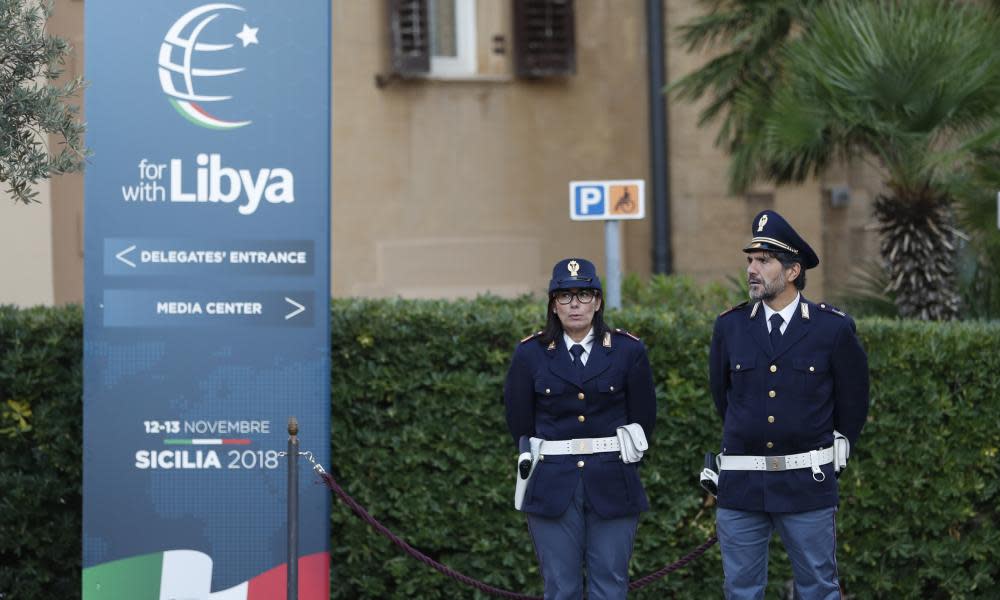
[769, 313, 784, 350]
[569, 344, 586, 373]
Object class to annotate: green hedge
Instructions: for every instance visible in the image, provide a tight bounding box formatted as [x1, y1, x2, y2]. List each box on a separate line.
[2, 300, 999, 599]
[0, 305, 83, 599]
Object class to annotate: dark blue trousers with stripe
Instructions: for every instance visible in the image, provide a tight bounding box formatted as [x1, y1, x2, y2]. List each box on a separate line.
[526, 478, 639, 600]
[717, 506, 840, 600]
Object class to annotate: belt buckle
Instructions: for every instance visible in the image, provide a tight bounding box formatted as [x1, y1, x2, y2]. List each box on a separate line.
[572, 438, 594, 454]
[766, 456, 786, 471]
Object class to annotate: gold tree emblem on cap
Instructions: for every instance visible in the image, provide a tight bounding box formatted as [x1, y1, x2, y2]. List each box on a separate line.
[757, 214, 769, 232]
[567, 260, 580, 276]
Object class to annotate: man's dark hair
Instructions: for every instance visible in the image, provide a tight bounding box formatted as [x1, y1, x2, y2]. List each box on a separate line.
[768, 251, 807, 290]
[539, 291, 608, 347]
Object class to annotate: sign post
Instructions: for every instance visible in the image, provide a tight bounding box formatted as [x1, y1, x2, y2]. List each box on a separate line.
[569, 180, 646, 309]
[82, 3, 331, 599]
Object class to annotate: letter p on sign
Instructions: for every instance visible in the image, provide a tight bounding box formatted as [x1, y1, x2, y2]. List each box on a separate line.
[575, 185, 605, 216]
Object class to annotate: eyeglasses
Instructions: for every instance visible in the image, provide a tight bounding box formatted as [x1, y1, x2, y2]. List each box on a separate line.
[554, 290, 596, 305]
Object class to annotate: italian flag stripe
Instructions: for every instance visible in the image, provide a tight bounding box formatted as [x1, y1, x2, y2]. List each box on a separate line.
[163, 439, 251, 445]
[168, 98, 251, 130]
[82, 552, 162, 599]
[82, 550, 329, 600]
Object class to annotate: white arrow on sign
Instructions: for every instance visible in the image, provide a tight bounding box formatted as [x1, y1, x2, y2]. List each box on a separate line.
[116, 245, 137, 268]
[284, 297, 305, 320]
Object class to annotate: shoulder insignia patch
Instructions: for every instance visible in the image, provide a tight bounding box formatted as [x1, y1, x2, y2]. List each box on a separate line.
[614, 328, 641, 341]
[719, 300, 749, 317]
[520, 330, 543, 344]
[816, 303, 847, 317]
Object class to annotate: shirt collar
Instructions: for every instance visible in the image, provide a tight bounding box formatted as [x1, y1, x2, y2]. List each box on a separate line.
[763, 293, 801, 327]
[563, 328, 595, 356]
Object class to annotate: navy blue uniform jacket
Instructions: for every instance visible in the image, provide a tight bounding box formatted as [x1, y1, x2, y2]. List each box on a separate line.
[709, 298, 870, 513]
[504, 329, 657, 519]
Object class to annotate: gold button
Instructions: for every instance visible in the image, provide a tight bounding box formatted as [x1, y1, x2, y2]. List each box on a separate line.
[769, 390, 776, 398]
[577, 460, 585, 468]
[766, 442, 774, 449]
[545, 388, 551, 394]
[578, 392, 585, 400]
[809, 366, 815, 373]
[735, 364, 741, 370]
[770, 365, 777, 373]
[577, 415, 586, 423]
[768, 415, 775, 423]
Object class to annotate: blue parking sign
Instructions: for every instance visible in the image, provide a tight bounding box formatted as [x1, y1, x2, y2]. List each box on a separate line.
[570, 180, 646, 221]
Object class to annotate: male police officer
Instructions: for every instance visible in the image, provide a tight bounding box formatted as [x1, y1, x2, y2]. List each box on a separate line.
[505, 258, 657, 599]
[709, 211, 869, 599]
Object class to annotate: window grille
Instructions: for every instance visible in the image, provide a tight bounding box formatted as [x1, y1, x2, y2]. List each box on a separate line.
[513, 0, 576, 78]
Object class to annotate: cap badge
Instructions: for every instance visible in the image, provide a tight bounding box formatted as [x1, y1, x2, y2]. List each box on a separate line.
[757, 214, 769, 232]
[567, 260, 580, 277]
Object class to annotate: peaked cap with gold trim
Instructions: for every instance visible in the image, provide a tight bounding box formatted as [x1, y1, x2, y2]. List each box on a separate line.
[548, 257, 603, 293]
[743, 210, 819, 269]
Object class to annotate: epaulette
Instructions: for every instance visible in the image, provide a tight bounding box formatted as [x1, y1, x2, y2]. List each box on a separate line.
[613, 327, 641, 341]
[719, 300, 749, 317]
[520, 330, 543, 344]
[815, 302, 847, 317]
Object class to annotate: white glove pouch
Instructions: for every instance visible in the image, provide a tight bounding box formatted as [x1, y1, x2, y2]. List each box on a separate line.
[616, 423, 648, 464]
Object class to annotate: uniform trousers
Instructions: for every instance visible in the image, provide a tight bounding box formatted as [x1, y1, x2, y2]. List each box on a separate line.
[526, 478, 639, 600]
[716, 506, 840, 600]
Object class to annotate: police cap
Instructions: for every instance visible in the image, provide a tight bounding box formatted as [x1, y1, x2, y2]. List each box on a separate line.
[548, 258, 602, 293]
[743, 210, 819, 269]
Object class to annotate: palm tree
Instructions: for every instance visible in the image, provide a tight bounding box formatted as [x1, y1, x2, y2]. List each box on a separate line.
[953, 147, 1000, 319]
[683, 0, 1000, 320]
[671, 0, 824, 156]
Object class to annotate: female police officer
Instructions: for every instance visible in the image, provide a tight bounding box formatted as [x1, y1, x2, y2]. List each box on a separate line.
[504, 257, 657, 599]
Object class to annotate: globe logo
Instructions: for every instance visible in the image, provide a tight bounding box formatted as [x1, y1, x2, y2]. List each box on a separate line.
[158, 3, 259, 130]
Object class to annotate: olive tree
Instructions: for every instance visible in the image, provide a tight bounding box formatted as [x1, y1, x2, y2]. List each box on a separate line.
[0, 0, 86, 204]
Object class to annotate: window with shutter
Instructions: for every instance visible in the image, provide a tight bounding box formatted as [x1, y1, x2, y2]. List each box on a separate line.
[388, 0, 430, 76]
[513, 0, 576, 78]
[386, 0, 480, 79]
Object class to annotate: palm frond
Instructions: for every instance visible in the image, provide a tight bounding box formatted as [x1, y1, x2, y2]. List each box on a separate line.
[668, 0, 822, 152]
[744, 0, 1000, 194]
[832, 259, 897, 319]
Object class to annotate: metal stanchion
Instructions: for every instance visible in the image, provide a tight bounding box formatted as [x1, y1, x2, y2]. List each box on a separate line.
[287, 416, 299, 600]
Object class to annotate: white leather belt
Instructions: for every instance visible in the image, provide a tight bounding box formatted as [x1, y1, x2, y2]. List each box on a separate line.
[539, 436, 620, 455]
[720, 447, 834, 472]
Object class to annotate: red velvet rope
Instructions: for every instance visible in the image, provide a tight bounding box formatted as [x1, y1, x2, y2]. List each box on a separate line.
[319, 471, 717, 598]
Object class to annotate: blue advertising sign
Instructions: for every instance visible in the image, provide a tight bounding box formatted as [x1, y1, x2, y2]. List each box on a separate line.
[82, 3, 330, 599]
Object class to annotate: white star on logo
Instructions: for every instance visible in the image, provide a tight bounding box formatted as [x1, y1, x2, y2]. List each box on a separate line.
[236, 23, 259, 47]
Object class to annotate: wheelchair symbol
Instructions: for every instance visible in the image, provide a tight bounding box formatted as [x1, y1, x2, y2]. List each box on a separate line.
[615, 189, 634, 212]
[610, 185, 639, 215]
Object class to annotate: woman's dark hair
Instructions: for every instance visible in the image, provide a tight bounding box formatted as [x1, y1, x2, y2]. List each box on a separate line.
[538, 291, 608, 347]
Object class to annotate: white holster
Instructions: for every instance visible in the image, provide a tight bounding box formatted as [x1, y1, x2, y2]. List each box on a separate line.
[833, 430, 850, 473]
[513, 437, 542, 510]
[616, 423, 648, 464]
